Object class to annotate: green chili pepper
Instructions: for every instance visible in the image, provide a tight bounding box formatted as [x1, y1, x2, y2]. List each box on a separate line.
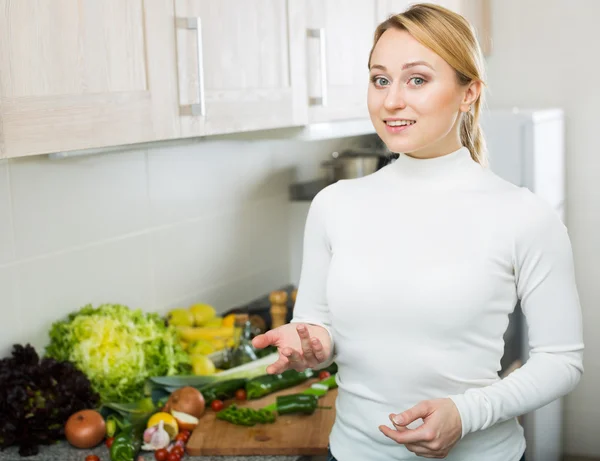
[216, 404, 276, 426]
[246, 369, 315, 399]
[276, 394, 321, 415]
[109, 412, 150, 461]
[200, 378, 248, 404]
[105, 414, 127, 438]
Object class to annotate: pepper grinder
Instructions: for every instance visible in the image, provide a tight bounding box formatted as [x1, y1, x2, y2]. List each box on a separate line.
[269, 290, 288, 329]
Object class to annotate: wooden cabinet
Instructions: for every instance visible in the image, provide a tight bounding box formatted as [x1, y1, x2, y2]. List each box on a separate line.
[305, 0, 376, 123]
[0, 0, 180, 158]
[173, 0, 308, 137]
[0, 0, 491, 158]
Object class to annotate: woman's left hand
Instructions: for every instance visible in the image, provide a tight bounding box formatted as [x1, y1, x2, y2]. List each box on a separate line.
[379, 398, 462, 459]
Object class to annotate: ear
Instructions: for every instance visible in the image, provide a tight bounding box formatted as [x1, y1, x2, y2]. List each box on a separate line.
[460, 80, 482, 113]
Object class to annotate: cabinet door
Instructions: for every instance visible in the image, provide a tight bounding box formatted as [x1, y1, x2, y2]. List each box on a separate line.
[174, 0, 308, 137]
[0, 0, 180, 158]
[306, 0, 376, 123]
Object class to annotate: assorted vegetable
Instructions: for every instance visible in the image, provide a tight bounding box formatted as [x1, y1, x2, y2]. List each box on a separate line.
[163, 387, 205, 419]
[216, 405, 276, 426]
[109, 411, 151, 461]
[0, 344, 99, 456]
[64, 409, 106, 449]
[276, 394, 323, 415]
[1, 296, 338, 459]
[198, 378, 248, 405]
[45, 304, 191, 404]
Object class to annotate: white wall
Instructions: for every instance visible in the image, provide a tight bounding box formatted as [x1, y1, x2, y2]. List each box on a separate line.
[0, 135, 364, 356]
[485, 0, 600, 456]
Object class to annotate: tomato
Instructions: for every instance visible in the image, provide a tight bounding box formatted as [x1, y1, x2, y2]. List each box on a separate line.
[175, 433, 187, 443]
[85, 456, 100, 461]
[211, 400, 224, 411]
[154, 448, 169, 461]
[167, 452, 181, 461]
[172, 445, 185, 457]
[182, 429, 191, 438]
[235, 389, 247, 401]
[105, 437, 114, 448]
[318, 371, 331, 380]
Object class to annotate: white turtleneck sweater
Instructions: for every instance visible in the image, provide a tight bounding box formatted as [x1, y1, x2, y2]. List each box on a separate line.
[291, 147, 584, 461]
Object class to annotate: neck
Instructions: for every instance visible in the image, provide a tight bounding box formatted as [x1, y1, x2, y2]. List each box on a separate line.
[389, 145, 481, 183]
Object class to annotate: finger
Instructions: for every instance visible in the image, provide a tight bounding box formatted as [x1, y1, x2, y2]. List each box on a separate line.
[391, 400, 431, 427]
[266, 354, 290, 374]
[309, 336, 327, 363]
[385, 423, 436, 445]
[379, 424, 409, 444]
[404, 444, 438, 458]
[297, 324, 317, 362]
[282, 347, 306, 372]
[389, 414, 409, 432]
[252, 330, 278, 349]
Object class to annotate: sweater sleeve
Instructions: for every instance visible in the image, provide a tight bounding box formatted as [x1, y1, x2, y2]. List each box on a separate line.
[290, 187, 336, 368]
[449, 192, 584, 437]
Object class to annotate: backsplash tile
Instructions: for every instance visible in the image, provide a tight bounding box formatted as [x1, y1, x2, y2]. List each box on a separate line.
[0, 160, 15, 264]
[10, 150, 150, 259]
[0, 133, 369, 352]
[147, 139, 288, 226]
[0, 267, 21, 356]
[14, 234, 153, 352]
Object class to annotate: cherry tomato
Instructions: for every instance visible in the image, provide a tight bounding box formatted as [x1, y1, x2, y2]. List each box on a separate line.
[105, 437, 114, 448]
[175, 433, 187, 443]
[211, 399, 224, 411]
[319, 371, 331, 380]
[182, 430, 191, 438]
[167, 452, 181, 461]
[172, 445, 185, 457]
[235, 389, 247, 401]
[154, 448, 169, 461]
[85, 456, 100, 461]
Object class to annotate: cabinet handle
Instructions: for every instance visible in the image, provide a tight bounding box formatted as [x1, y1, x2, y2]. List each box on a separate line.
[179, 17, 206, 117]
[307, 28, 328, 107]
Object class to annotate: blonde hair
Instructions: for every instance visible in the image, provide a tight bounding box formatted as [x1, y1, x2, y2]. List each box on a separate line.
[369, 3, 488, 165]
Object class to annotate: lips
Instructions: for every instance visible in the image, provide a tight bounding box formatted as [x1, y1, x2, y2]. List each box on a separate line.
[384, 120, 416, 127]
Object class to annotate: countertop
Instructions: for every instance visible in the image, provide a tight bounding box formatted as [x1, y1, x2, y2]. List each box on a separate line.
[0, 442, 310, 461]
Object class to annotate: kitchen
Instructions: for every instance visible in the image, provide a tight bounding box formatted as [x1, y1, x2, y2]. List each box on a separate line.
[0, 1, 597, 461]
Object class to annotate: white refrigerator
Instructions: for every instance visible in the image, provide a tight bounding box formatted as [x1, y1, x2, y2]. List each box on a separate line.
[481, 108, 567, 461]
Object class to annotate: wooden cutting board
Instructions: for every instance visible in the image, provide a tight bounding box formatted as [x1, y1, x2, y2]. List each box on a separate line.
[186, 378, 338, 456]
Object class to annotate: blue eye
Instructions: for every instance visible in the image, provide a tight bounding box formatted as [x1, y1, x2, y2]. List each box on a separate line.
[409, 77, 426, 86]
[371, 76, 390, 87]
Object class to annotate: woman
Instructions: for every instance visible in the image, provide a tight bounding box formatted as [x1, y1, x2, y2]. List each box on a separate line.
[252, 4, 584, 460]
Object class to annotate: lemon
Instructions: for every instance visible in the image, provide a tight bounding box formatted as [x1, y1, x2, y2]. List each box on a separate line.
[191, 354, 216, 376]
[222, 314, 236, 328]
[204, 316, 223, 328]
[168, 308, 195, 327]
[189, 303, 216, 326]
[147, 412, 179, 440]
[188, 339, 216, 356]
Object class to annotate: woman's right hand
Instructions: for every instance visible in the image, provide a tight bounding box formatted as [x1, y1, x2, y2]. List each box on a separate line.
[251, 323, 332, 374]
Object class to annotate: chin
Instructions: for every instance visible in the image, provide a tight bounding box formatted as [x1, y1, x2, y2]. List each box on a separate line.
[380, 137, 419, 155]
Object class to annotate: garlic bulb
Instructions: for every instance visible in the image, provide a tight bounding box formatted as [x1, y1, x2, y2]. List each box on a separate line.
[141, 420, 171, 451]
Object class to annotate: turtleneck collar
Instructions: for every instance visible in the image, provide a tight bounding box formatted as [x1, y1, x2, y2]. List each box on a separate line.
[386, 146, 482, 183]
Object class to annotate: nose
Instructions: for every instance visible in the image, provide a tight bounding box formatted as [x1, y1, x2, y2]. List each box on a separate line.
[383, 83, 407, 112]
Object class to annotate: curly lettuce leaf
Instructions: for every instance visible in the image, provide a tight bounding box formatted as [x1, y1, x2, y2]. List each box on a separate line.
[45, 304, 190, 404]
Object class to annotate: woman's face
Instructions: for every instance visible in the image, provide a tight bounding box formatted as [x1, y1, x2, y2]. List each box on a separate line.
[367, 28, 479, 158]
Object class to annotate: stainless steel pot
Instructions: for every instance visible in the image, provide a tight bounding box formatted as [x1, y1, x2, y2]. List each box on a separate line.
[321, 149, 390, 182]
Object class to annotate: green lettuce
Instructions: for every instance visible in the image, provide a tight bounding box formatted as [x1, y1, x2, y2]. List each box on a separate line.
[45, 304, 191, 404]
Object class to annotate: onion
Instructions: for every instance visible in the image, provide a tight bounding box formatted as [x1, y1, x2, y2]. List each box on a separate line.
[164, 386, 205, 419]
[64, 409, 106, 449]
